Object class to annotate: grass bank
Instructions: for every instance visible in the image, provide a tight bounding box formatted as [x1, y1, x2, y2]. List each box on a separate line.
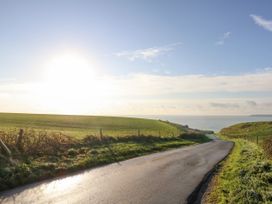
[0, 113, 211, 191]
[204, 122, 272, 204]
[204, 139, 272, 203]
[220, 121, 272, 139]
[221, 121, 272, 158]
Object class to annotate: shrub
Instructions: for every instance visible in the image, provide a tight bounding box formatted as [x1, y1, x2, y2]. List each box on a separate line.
[0, 129, 76, 157]
[67, 148, 77, 156]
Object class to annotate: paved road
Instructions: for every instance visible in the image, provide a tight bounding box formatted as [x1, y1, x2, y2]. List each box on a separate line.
[0, 140, 233, 204]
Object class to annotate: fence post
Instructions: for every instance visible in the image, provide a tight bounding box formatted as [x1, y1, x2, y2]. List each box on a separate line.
[138, 129, 140, 137]
[16, 129, 24, 152]
[256, 135, 259, 145]
[99, 128, 103, 140]
[159, 131, 161, 137]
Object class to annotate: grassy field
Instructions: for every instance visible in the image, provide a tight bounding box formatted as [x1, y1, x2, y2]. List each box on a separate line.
[0, 113, 183, 138]
[204, 122, 272, 203]
[0, 113, 210, 191]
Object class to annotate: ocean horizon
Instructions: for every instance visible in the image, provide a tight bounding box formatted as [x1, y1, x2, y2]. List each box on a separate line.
[132, 115, 272, 132]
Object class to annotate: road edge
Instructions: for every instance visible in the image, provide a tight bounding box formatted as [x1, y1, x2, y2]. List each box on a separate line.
[186, 141, 234, 204]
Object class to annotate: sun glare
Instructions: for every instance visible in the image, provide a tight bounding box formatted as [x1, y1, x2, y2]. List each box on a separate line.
[44, 53, 95, 84]
[35, 52, 109, 114]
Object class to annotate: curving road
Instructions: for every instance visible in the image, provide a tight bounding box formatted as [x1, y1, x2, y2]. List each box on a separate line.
[0, 140, 233, 204]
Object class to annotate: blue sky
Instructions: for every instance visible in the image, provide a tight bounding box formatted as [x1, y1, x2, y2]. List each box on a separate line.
[0, 0, 272, 115]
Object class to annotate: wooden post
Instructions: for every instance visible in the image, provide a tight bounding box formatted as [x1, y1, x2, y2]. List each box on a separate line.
[99, 128, 103, 140]
[138, 129, 140, 137]
[256, 135, 259, 145]
[159, 131, 161, 137]
[16, 129, 24, 152]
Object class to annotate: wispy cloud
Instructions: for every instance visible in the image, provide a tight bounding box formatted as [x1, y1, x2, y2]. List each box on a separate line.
[115, 43, 181, 62]
[216, 32, 231, 45]
[250, 14, 272, 32]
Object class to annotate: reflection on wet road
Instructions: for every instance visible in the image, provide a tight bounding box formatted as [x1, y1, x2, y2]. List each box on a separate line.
[0, 140, 233, 204]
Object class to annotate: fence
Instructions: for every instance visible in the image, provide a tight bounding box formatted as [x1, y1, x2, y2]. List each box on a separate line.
[243, 134, 272, 146]
[0, 128, 183, 139]
[95, 128, 182, 138]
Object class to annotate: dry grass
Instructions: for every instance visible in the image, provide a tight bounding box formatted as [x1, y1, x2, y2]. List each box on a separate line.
[262, 137, 272, 159]
[0, 127, 210, 191]
[0, 129, 75, 158]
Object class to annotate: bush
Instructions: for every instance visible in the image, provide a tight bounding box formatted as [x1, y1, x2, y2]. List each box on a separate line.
[67, 148, 77, 156]
[0, 129, 76, 157]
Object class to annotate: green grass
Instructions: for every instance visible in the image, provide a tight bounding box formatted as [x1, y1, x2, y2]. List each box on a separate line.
[220, 121, 272, 140]
[0, 113, 183, 138]
[220, 121, 272, 158]
[204, 139, 272, 204]
[0, 113, 211, 191]
[205, 122, 272, 204]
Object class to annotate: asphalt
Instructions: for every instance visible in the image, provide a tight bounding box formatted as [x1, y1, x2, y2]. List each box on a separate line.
[0, 140, 233, 204]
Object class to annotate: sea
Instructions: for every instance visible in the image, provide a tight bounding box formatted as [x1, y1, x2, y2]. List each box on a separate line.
[136, 115, 272, 132]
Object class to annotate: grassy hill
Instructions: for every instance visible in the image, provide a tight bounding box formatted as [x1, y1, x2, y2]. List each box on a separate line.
[0, 113, 183, 138]
[220, 121, 272, 139]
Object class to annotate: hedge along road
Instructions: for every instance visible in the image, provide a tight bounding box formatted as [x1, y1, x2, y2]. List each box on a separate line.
[0, 140, 233, 204]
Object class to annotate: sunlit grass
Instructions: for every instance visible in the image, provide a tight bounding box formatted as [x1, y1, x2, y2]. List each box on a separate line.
[0, 113, 182, 138]
[204, 139, 272, 203]
[0, 131, 210, 191]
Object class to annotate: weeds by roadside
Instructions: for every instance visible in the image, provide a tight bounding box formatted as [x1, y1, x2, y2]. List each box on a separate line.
[220, 122, 272, 159]
[0, 129, 210, 191]
[204, 139, 272, 204]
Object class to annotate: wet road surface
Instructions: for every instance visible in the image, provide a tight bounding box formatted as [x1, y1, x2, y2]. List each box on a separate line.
[0, 140, 233, 204]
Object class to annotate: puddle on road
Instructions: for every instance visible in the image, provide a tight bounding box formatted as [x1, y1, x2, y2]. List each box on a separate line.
[43, 174, 83, 195]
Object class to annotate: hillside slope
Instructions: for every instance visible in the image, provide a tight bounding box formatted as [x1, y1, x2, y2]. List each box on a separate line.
[0, 113, 184, 138]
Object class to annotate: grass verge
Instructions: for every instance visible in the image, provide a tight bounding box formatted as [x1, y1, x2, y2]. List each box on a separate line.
[220, 121, 272, 158]
[0, 130, 210, 191]
[204, 139, 272, 204]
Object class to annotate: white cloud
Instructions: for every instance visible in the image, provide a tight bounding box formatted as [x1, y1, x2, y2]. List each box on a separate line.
[250, 14, 272, 32]
[1, 69, 272, 115]
[109, 69, 272, 97]
[2, 69, 272, 96]
[216, 32, 231, 45]
[223, 32, 231, 38]
[115, 43, 181, 62]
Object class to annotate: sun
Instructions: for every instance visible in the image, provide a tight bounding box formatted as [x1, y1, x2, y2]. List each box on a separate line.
[44, 52, 95, 84]
[37, 52, 107, 114]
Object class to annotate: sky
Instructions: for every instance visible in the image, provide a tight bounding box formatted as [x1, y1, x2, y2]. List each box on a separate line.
[0, 0, 272, 115]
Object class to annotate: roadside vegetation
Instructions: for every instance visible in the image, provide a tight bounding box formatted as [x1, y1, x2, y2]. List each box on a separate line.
[204, 122, 272, 204]
[0, 113, 211, 191]
[221, 121, 272, 158]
